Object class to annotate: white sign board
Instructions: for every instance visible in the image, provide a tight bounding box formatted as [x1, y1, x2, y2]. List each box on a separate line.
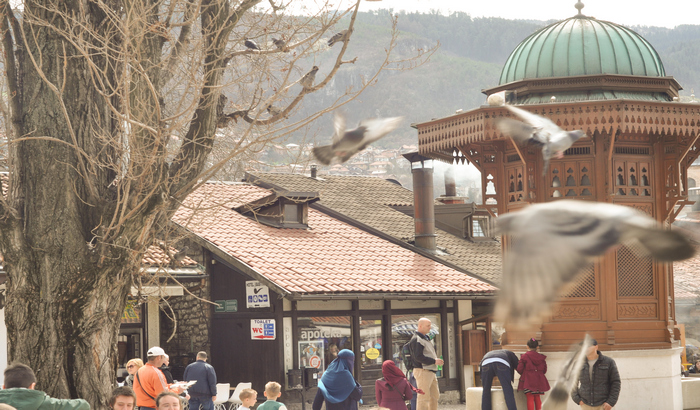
[246, 280, 270, 308]
[251, 319, 276, 340]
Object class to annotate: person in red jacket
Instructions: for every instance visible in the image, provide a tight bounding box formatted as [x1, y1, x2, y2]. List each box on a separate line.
[375, 361, 424, 410]
[517, 339, 550, 410]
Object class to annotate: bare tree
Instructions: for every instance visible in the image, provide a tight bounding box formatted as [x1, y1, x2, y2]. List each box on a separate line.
[0, 0, 434, 407]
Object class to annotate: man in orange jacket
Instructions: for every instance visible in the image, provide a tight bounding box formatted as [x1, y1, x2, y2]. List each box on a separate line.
[133, 347, 183, 410]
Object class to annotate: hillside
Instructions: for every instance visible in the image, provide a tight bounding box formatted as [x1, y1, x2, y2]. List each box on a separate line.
[291, 10, 700, 148]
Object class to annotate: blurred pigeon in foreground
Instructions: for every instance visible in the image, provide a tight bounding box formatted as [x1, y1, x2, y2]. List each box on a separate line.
[244, 38, 260, 50]
[496, 105, 585, 176]
[495, 200, 694, 327]
[300, 66, 319, 89]
[312, 113, 403, 165]
[328, 29, 350, 47]
[542, 335, 593, 410]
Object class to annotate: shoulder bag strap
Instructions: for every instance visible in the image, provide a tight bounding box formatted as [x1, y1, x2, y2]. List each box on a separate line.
[382, 378, 407, 401]
[136, 371, 156, 400]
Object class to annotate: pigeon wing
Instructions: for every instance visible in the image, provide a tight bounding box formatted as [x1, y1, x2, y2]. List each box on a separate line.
[332, 112, 346, 145]
[357, 117, 403, 144]
[495, 208, 621, 326]
[506, 105, 558, 130]
[496, 118, 541, 146]
[542, 335, 593, 410]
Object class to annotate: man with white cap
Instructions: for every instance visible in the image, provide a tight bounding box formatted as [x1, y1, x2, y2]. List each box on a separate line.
[134, 347, 183, 410]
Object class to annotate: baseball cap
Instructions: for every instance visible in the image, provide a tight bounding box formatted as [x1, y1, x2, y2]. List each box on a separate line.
[147, 346, 166, 356]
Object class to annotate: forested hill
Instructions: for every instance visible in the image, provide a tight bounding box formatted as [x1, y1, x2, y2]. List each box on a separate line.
[294, 10, 700, 148]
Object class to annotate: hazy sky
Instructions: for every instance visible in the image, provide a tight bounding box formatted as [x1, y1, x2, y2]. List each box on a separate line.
[346, 0, 696, 29]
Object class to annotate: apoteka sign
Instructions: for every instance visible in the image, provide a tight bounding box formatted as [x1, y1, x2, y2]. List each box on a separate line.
[246, 280, 270, 308]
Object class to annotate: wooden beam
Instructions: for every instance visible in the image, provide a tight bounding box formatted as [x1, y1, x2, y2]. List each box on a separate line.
[680, 134, 700, 165]
[458, 144, 482, 173]
[508, 138, 528, 167]
[667, 199, 694, 223]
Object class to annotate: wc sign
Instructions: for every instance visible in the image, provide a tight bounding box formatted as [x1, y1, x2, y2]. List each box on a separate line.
[246, 280, 270, 308]
[251, 319, 276, 340]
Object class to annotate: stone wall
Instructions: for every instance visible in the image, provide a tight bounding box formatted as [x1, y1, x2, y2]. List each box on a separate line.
[158, 240, 211, 377]
[160, 277, 211, 357]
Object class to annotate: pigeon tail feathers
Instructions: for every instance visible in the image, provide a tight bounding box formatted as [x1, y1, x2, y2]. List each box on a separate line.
[312, 145, 335, 165]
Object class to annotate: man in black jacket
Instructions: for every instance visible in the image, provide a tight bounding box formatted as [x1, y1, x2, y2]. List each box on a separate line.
[183, 351, 218, 410]
[479, 349, 519, 410]
[571, 339, 621, 410]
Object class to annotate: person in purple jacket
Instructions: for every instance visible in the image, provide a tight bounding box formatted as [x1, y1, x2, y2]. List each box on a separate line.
[376, 360, 423, 410]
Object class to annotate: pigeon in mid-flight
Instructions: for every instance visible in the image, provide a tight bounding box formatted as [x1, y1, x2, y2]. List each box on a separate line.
[244, 38, 260, 50]
[312, 113, 403, 165]
[328, 29, 350, 47]
[496, 105, 586, 175]
[542, 335, 593, 410]
[300, 66, 319, 89]
[495, 200, 694, 327]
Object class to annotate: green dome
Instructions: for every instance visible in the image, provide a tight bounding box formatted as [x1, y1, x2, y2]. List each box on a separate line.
[499, 14, 665, 85]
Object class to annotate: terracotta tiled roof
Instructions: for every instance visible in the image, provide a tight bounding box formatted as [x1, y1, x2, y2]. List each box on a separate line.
[142, 245, 198, 267]
[172, 182, 496, 296]
[246, 173, 503, 284]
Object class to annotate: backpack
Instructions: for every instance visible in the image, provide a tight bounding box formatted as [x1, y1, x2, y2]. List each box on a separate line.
[400, 340, 414, 374]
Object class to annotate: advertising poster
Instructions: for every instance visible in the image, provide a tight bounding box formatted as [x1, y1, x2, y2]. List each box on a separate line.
[298, 340, 325, 373]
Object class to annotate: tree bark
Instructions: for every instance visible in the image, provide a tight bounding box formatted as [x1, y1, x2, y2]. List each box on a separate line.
[0, 0, 391, 407]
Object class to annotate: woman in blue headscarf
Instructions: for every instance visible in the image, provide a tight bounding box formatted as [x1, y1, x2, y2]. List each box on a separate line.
[312, 349, 363, 410]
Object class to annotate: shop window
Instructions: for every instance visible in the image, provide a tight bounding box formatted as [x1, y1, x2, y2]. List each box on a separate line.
[360, 317, 384, 383]
[297, 316, 353, 375]
[391, 314, 442, 376]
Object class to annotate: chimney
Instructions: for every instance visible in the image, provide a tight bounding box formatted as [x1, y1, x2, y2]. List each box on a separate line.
[437, 167, 466, 204]
[403, 153, 436, 251]
[310, 165, 317, 178]
[444, 168, 456, 197]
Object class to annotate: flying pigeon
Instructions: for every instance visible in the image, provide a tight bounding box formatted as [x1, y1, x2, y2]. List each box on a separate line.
[244, 38, 260, 50]
[542, 335, 593, 410]
[312, 112, 403, 165]
[496, 105, 586, 176]
[328, 29, 350, 47]
[300, 66, 319, 89]
[272, 37, 286, 51]
[495, 199, 694, 327]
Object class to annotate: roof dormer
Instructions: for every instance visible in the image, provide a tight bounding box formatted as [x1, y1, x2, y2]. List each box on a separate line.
[235, 190, 319, 229]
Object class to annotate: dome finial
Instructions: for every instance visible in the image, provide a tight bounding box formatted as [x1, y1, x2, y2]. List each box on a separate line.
[575, 1, 585, 15]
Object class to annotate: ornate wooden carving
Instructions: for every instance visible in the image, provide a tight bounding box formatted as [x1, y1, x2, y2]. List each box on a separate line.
[618, 303, 657, 319]
[551, 304, 600, 320]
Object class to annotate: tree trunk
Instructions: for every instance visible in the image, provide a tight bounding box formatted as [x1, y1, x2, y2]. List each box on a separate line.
[0, 2, 146, 407]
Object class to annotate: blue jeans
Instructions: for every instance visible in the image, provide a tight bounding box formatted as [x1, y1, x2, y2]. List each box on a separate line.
[409, 373, 417, 410]
[188, 396, 214, 410]
[480, 363, 516, 410]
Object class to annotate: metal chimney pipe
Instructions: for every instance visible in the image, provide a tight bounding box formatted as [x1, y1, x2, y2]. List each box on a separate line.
[444, 168, 456, 197]
[412, 165, 437, 251]
[310, 165, 317, 178]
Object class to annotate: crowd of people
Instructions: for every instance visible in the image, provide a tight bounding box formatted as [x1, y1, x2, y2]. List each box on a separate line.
[479, 338, 621, 410]
[0, 320, 622, 410]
